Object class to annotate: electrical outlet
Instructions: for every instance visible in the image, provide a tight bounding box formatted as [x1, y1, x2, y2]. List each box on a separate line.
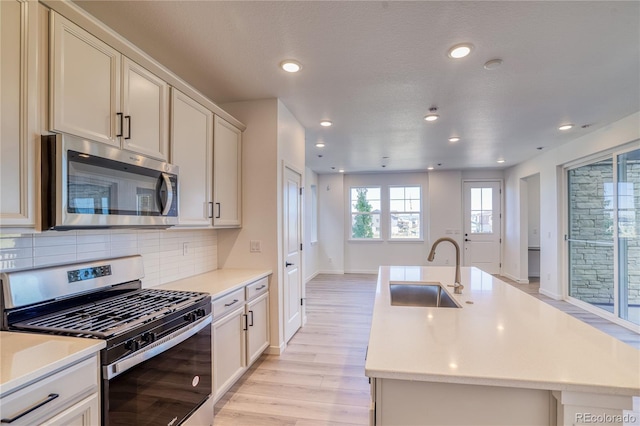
[183, 243, 189, 256]
[328, 257, 332, 263]
[445, 259, 450, 265]
[250, 240, 262, 253]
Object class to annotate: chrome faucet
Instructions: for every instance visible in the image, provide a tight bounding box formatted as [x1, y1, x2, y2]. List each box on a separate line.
[427, 237, 464, 294]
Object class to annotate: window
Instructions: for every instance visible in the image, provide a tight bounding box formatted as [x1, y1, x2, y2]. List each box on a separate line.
[389, 186, 421, 239]
[350, 187, 381, 239]
[470, 187, 494, 233]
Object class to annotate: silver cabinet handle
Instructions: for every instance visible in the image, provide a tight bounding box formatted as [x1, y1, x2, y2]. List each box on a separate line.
[255, 285, 266, 291]
[1, 393, 59, 423]
[224, 299, 239, 307]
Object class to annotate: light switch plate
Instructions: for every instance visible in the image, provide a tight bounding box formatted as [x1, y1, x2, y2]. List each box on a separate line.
[250, 240, 262, 253]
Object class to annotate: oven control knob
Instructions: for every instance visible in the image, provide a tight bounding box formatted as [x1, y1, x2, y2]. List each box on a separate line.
[196, 308, 206, 318]
[124, 339, 140, 351]
[142, 332, 157, 343]
[184, 312, 197, 322]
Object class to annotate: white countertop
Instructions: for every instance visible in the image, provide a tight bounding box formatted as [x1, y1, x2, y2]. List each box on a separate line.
[155, 268, 272, 298]
[365, 266, 640, 396]
[0, 332, 104, 396]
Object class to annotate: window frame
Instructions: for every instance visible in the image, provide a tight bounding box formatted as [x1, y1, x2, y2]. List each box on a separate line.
[349, 186, 382, 240]
[388, 185, 423, 241]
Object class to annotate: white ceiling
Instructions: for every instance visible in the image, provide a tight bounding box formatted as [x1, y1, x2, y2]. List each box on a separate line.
[74, 1, 640, 173]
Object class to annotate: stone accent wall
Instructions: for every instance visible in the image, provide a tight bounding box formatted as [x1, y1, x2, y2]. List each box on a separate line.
[568, 161, 640, 308]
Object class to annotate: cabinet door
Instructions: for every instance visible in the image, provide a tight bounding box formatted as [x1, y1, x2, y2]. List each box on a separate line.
[50, 13, 120, 146]
[0, 0, 37, 227]
[246, 292, 269, 366]
[212, 306, 246, 402]
[122, 58, 169, 160]
[39, 393, 100, 426]
[213, 116, 242, 227]
[171, 89, 213, 227]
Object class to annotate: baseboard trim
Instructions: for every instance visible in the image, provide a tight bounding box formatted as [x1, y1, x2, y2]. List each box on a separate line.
[305, 271, 320, 283]
[502, 272, 529, 284]
[539, 287, 562, 300]
[318, 269, 345, 275]
[266, 342, 285, 355]
[345, 269, 378, 274]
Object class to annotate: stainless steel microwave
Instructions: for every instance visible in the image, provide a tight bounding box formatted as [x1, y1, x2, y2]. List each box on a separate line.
[40, 134, 179, 230]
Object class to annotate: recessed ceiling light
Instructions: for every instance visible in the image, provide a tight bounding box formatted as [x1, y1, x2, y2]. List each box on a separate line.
[448, 137, 460, 143]
[483, 59, 503, 70]
[497, 159, 506, 164]
[424, 107, 439, 122]
[338, 169, 345, 173]
[320, 120, 332, 127]
[315, 142, 325, 148]
[427, 166, 435, 170]
[447, 43, 473, 59]
[558, 124, 574, 131]
[280, 60, 302, 73]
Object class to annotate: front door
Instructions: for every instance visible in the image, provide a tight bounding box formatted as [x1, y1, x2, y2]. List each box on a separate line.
[283, 166, 302, 343]
[463, 181, 502, 274]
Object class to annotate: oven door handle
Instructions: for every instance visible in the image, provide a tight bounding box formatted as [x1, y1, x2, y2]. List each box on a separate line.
[105, 314, 211, 380]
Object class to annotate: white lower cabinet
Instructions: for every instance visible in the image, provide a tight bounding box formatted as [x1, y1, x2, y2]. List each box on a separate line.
[0, 355, 99, 426]
[39, 393, 99, 426]
[246, 290, 269, 366]
[211, 277, 270, 402]
[212, 305, 246, 401]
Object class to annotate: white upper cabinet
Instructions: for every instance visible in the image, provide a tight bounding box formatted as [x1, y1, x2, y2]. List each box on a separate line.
[213, 116, 242, 228]
[50, 12, 120, 147]
[50, 13, 169, 160]
[0, 0, 38, 227]
[121, 58, 169, 160]
[171, 89, 213, 227]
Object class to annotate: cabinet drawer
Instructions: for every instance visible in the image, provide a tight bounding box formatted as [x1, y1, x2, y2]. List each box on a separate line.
[212, 288, 245, 320]
[0, 356, 98, 426]
[245, 277, 268, 301]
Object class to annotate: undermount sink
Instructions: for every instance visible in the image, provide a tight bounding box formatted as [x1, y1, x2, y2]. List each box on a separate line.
[389, 282, 461, 308]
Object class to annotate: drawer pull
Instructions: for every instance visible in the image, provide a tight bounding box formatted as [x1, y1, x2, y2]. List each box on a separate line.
[1, 393, 59, 423]
[224, 299, 239, 307]
[255, 285, 266, 291]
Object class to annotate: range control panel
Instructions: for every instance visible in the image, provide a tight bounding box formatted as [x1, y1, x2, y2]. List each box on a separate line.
[67, 265, 112, 283]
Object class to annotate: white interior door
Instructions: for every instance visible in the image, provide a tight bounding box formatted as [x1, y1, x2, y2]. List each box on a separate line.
[283, 166, 302, 343]
[463, 181, 502, 274]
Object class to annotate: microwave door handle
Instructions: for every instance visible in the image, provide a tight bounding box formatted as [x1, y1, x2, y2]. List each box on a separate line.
[159, 173, 174, 216]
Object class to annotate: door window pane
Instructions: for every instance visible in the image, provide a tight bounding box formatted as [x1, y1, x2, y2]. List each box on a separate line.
[470, 187, 493, 233]
[568, 158, 614, 313]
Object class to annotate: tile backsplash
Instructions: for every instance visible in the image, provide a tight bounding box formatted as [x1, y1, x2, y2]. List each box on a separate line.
[0, 229, 218, 287]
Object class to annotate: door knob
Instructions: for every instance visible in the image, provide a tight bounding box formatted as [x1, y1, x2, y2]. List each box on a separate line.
[285, 262, 294, 267]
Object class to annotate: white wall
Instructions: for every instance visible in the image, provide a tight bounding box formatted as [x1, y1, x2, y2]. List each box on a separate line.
[304, 167, 320, 281]
[317, 173, 345, 273]
[527, 174, 541, 247]
[0, 229, 218, 286]
[218, 98, 305, 353]
[428, 171, 463, 267]
[504, 112, 640, 298]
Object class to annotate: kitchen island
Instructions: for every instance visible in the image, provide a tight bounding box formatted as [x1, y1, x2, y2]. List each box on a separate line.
[365, 266, 640, 425]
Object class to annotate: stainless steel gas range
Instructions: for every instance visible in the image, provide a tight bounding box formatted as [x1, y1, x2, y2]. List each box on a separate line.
[0, 255, 213, 426]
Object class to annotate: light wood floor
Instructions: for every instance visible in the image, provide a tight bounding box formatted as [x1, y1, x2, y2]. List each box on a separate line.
[214, 274, 376, 425]
[214, 273, 640, 425]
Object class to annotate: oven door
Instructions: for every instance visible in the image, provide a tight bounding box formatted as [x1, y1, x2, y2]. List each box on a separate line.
[103, 315, 212, 426]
